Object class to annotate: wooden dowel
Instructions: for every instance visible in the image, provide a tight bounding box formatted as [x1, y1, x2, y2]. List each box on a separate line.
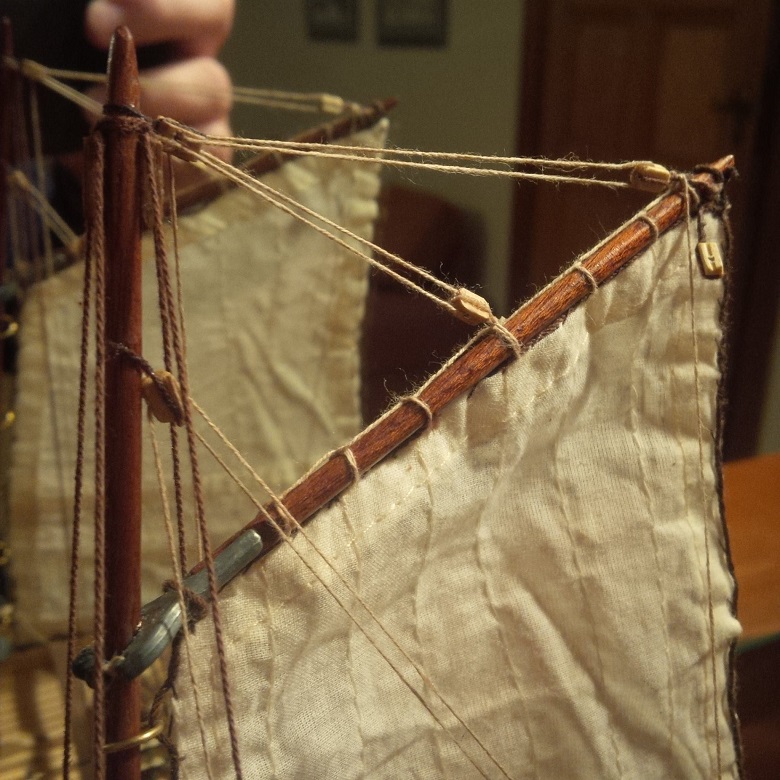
[101, 26, 143, 780]
[199, 156, 735, 572]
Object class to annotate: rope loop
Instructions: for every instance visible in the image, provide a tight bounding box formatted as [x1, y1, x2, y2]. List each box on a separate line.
[489, 317, 523, 360]
[635, 212, 660, 242]
[571, 262, 598, 294]
[399, 395, 435, 429]
[336, 446, 361, 484]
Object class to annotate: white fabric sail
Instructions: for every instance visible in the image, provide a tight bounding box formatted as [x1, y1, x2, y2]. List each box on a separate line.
[9, 121, 388, 640]
[171, 214, 740, 778]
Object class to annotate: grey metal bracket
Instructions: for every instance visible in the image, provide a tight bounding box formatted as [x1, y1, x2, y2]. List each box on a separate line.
[73, 528, 263, 683]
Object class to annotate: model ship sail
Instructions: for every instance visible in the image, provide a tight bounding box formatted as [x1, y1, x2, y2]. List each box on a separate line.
[167, 203, 740, 779]
[5, 73, 389, 642]
[2, 26, 742, 780]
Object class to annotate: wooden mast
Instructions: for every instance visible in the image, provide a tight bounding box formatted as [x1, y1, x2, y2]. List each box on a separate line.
[101, 27, 143, 779]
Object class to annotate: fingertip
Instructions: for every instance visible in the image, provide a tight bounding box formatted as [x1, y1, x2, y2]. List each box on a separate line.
[139, 58, 233, 128]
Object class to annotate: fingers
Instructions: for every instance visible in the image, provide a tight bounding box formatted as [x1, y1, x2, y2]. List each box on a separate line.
[82, 0, 235, 167]
[85, 0, 235, 57]
[142, 58, 233, 128]
[87, 58, 232, 134]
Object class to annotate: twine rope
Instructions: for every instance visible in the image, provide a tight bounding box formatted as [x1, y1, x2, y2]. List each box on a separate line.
[681, 176, 723, 776]
[89, 133, 108, 780]
[165, 118, 659, 187]
[148, 421, 214, 780]
[399, 395, 435, 428]
[144, 137, 189, 572]
[337, 445, 361, 483]
[165, 141, 464, 315]
[62, 135, 101, 780]
[571, 262, 599, 293]
[6, 169, 81, 254]
[6, 57, 355, 115]
[142, 143, 245, 779]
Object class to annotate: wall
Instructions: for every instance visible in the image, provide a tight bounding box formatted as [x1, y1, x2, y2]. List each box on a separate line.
[221, 0, 524, 310]
[759, 310, 780, 453]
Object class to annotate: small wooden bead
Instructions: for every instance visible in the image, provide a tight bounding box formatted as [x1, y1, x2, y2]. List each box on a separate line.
[141, 370, 184, 425]
[696, 241, 725, 278]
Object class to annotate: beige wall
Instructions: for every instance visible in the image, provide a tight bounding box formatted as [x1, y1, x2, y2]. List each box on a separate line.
[221, 1, 524, 310]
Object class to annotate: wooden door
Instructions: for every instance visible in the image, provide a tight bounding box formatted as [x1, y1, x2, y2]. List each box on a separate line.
[511, 0, 776, 457]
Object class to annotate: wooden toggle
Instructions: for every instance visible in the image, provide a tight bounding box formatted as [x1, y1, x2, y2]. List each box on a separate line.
[630, 162, 672, 193]
[450, 287, 493, 325]
[696, 241, 725, 279]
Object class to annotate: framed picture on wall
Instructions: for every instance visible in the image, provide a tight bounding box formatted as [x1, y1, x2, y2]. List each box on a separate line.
[306, 0, 359, 42]
[377, 0, 447, 47]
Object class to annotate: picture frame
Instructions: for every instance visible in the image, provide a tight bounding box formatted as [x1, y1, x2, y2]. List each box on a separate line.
[377, 0, 447, 47]
[306, 0, 359, 42]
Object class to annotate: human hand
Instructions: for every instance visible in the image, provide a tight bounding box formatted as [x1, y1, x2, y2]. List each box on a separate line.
[84, 0, 235, 139]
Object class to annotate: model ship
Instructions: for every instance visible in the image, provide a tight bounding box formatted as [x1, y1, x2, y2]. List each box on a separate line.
[1, 26, 741, 780]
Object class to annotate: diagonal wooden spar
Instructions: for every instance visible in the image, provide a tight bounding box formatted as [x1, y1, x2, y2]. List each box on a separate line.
[214, 156, 734, 566]
[101, 156, 733, 682]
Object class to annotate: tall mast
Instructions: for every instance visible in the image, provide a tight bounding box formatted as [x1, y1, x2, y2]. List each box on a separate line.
[101, 26, 143, 780]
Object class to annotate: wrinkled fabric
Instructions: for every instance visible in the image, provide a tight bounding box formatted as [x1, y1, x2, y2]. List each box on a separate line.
[9, 121, 388, 640]
[172, 215, 740, 779]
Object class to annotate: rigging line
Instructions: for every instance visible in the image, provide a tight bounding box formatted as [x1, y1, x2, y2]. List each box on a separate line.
[163, 153, 190, 572]
[143, 135, 192, 573]
[167, 119, 667, 188]
[181, 140, 457, 297]
[7, 169, 81, 253]
[10, 58, 103, 116]
[190, 399, 516, 780]
[168, 128, 635, 188]
[682, 177, 723, 776]
[6, 59, 355, 114]
[90, 133, 108, 780]
[148, 421, 216, 780]
[168, 142, 465, 319]
[63, 138, 99, 780]
[167, 153, 203, 562]
[29, 80, 54, 277]
[168, 120, 647, 171]
[212, 144, 633, 186]
[155, 151, 246, 779]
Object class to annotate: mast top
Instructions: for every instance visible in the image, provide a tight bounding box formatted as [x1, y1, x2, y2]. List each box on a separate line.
[106, 26, 140, 110]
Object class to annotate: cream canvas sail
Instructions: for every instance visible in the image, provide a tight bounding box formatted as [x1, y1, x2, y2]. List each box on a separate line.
[8, 120, 388, 640]
[169, 212, 740, 779]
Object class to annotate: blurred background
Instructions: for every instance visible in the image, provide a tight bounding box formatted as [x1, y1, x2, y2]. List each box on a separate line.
[221, 0, 780, 462]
